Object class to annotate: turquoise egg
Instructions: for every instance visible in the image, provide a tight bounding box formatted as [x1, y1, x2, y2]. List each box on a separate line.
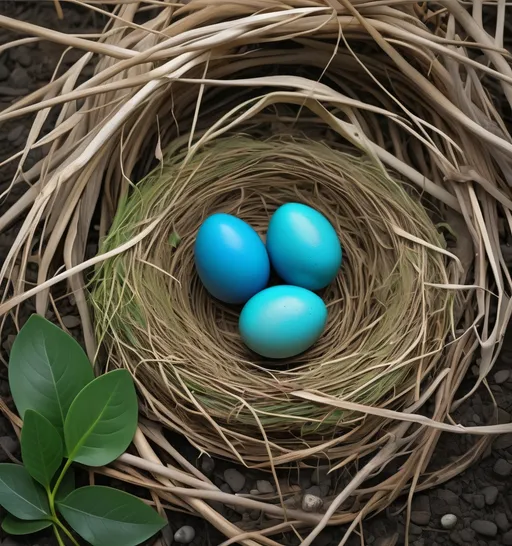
[266, 203, 342, 290]
[239, 285, 327, 359]
[194, 214, 270, 304]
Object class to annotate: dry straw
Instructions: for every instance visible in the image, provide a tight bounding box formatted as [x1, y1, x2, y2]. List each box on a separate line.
[1, 1, 512, 545]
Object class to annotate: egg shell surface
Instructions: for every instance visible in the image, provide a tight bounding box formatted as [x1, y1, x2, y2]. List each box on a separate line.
[266, 203, 342, 290]
[239, 285, 327, 359]
[194, 213, 270, 304]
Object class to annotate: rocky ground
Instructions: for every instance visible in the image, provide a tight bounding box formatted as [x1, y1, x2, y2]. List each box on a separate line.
[0, 2, 512, 546]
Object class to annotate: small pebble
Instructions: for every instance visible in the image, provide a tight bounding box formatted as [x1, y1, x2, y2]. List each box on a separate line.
[7, 126, 23, 144]
[411, 510, 430, 526]
[61, 315, 81, 329]
[199, 455, 215, 475]
[495, 370, 510, 384]
[471, 520, 497, 538]
[174, 525, 195, 544]
[495, 433, 512, 450]
[249, 489, 259, 495]
[256, 480, 274, 494]
[302, 494, 323, 512]
[436, 489, 459, 505]
[9, 67, 30, 88]
[0, 436, 19, 461]
[16, 49, 32, 68]
[482, 485, 499, 505]
[472, 494, 485, 509]
[410, 524, 422, 535]
[306, 485, 323, 498]
[224, 468, 245, 492]
[494, 458, 512, 477]
[441, 513, 458, 530]
[503, 530, 512, 546]
[496, 512, 510, 532]
[458, 528, 474, 542]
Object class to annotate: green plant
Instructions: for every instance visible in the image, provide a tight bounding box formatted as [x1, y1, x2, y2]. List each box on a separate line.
[0, 315, 166, 546]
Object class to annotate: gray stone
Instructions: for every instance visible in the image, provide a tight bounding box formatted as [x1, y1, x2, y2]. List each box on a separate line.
[200, 455, 215, 475]
[0, 436, 19, 460]
[220, 483, 232, 494]
[495, 433, 512, 450]
[62, 315, 81, 329]
[473, 494, 485, 509]
[503, 530, 512, 546]
[302, 494, 323, 512]
[224, 469, 245, 492]
[7, 125, 23, 144]
[0, 62, 8, 81]
[256, 480, 274, 494]
[496, 512, 510, 532]
[437, 489, 459, 505]
[482, 485, 499, 505]
[9, 67, 30, 88]
[494, 458, 512, 477]
[15, 48, 32, 68]
[410, 524, 422, 535]
[174, 525, 195, 544]
[495, 370, 511, 384]
[410, 510, 430, 526]
[458, 528, 474, 542]
[471, 520, 497, 537]
[306, 485, 323, 498]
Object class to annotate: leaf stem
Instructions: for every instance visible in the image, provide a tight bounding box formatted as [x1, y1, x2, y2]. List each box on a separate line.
[53, 517, 81, 546]
[53, 525, 66, 546]
[50, 458, 73, 513]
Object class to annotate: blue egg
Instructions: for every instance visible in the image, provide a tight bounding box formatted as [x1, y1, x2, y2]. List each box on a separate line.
[266, 203, 342, 290]
[194, 213, 270, 304]
[239, 285, 327, 358]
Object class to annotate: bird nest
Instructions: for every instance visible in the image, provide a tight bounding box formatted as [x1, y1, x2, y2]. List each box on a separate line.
[1, 1, 512, 544]
[92, 135, 456, 465]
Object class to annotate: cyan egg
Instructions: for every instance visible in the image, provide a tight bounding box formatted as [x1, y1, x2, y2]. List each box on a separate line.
[194, 213, 270, 304]
[266, 203, 342, 290]
[239, 285, 327, 359]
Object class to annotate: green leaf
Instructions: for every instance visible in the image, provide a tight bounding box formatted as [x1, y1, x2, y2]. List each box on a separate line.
[57, 486, 166, 546]
[64, 370, 138, 466]
[21, 410, 63, 488]
[8, 315, 95, 436]
[0, 464, 50, 520]
[55, 467, 75, 501]
[168, 231, 181, 248]
[1, 514, 51, 535]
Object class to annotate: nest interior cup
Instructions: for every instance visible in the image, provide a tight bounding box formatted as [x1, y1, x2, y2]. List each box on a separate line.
[92, 135, 455, 465]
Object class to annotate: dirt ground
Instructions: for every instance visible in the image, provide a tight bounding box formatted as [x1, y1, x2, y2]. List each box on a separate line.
[0, 2, 511, 546]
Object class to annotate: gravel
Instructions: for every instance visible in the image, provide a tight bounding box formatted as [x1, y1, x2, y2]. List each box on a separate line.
[494, 370, 511, 384]
[504, 530, 512, 545]
[410, 511, 430, 526]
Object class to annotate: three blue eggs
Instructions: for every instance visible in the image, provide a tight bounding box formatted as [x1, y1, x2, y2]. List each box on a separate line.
[194, 204, 342, 358]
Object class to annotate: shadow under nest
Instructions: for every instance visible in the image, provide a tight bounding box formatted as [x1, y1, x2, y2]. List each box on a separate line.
[0, 2, 511, 545]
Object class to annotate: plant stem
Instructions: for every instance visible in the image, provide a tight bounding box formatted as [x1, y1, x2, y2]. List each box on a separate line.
[53, 525, 65, 546]
[53, 517, 81, 546]
[49, 458, 73, 514]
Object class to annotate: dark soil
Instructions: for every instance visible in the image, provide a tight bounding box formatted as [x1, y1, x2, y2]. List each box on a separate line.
[0, 2, 511, 546]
